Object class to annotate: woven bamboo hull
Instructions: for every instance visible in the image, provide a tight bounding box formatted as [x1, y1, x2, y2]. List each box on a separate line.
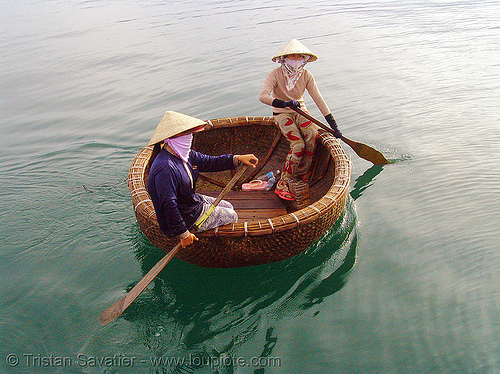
[127, 116, 351, 267]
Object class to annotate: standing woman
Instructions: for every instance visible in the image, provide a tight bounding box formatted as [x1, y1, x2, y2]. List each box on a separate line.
[259, 39, 342, 201]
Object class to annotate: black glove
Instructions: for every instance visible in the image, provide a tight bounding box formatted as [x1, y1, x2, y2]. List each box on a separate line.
[272, 98, 301, 110]
[325, 114, 342, 138]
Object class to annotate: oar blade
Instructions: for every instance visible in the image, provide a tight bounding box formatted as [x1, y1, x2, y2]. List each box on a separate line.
[98, 243, 182, 326]
[341, 137, 391, 165]
[98, 165, 250, 326]
[291, 107, 391, 165]
[98, 295, 126, 326]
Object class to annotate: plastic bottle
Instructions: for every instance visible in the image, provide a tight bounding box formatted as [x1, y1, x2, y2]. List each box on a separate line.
[256, 171, 274, 181]
[256, 170, 281, 181]
[265, 176, 276, 191]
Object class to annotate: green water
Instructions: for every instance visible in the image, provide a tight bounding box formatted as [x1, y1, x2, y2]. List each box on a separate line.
[1, 1, 499, 373]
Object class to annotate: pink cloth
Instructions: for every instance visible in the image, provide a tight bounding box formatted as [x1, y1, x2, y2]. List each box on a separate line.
[165, 134, 193, 163]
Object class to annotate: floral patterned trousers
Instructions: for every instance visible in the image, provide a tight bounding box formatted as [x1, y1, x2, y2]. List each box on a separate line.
[273, 112, 319, 192]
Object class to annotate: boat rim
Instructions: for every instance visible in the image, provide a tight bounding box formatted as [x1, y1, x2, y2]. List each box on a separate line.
[127, 115, 351, 238]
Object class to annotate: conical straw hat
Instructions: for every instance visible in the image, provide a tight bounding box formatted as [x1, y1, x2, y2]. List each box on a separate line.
[148, 111, 206, 145]
[271, 39, 318, 62]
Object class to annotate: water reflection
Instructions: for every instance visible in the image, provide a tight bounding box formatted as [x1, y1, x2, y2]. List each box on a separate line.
[121, 198, 357, 373]
[350, 164, 385, 201]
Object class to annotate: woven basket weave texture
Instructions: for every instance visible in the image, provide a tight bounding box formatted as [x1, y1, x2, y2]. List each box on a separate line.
[127, 116, 351, 267]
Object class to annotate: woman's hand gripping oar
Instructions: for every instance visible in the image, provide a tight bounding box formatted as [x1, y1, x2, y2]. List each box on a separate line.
[292, 107, 390, 165]
[98, 164, 250, 326]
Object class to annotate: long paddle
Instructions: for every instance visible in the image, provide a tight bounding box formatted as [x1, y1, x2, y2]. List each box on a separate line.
[292, 107, 390, 165]
[98, 164, 249, 326]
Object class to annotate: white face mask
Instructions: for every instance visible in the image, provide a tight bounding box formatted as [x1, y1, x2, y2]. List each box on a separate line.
[284, 56, 305, 70]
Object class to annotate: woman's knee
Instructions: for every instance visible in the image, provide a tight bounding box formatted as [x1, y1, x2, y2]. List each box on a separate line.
[219, 207, 238, 225]
[227, 208, 238, 223]
[290, 138, 305, 150]
[219, 199, 234, 210]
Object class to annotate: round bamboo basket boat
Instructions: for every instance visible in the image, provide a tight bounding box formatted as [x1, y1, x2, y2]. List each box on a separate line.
[127, 116, 351, 268]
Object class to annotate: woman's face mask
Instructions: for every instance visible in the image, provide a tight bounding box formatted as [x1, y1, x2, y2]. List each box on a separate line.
[280, 54, 310, 91]
[284, 56, 305, 70]
[165, 133, 193, 163]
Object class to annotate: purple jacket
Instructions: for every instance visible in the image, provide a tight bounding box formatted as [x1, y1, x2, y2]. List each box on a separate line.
[147, 148, 235, 237]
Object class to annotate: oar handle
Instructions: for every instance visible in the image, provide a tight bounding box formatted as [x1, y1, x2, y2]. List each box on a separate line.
[292, 107, 342, 139]
[190, 164, 248, 231]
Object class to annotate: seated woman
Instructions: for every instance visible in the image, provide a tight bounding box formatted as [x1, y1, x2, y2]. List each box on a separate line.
[147, 111, 258, 248]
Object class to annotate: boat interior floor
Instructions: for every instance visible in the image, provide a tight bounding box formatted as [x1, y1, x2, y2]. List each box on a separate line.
[198, 190, 287, 222]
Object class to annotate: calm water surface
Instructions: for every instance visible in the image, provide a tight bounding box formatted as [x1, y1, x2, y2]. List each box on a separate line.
[1, 1, 499, 373]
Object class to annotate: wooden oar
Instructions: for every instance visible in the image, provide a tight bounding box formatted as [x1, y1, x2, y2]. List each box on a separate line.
[292, 107, 390, 165]
[98, 164, 249, 326]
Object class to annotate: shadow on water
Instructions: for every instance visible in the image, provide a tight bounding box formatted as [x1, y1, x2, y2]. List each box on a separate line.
[350, 164, 385, 201]
[119, 198, 358, 373]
